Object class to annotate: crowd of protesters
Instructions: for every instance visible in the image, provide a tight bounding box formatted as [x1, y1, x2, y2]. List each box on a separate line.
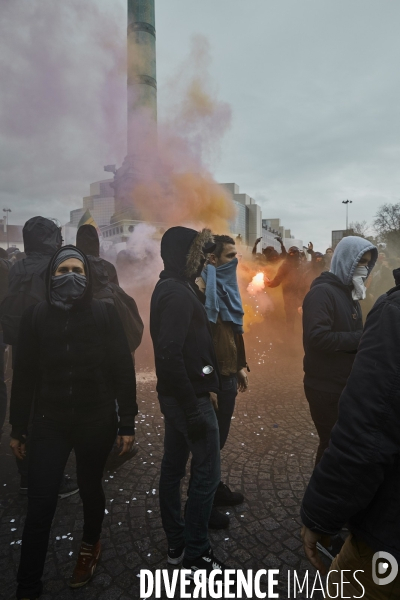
[1, 217, 400, 598]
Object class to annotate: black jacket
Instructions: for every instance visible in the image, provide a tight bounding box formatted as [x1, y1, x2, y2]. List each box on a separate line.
[302, 272, 363, 393]
[150, 227, 220, 413]
[10, 246, 137, 439]
[301, 287, 400, 561]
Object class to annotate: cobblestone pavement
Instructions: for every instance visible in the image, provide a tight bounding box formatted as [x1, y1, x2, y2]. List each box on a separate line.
[0, 342, 331, 600]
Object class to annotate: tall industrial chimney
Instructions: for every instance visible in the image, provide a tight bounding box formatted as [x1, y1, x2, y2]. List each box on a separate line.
[111, 0, 157, 222]
[127, 0, 157, 154]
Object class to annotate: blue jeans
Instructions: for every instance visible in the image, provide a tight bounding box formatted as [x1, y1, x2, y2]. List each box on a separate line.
[216, 375, 237, 450]
[158, 394, 220, 560]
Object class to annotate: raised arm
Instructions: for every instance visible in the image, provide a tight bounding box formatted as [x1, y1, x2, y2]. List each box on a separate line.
[252, 237, 262, 256]
[275, 237, 287, 258]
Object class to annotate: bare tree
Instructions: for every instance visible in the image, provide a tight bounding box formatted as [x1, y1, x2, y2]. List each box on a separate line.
[373, 203, 400, 235]
[348, 220, 369, 237]
[374, 203, 400, 255]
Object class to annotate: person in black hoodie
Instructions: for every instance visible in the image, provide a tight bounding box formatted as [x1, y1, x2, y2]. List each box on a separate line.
[150, 226, 230, 579]
[301, 271, 400, 597]
[76, 224, 143, 472]
[9, 246, 137, 599]
[0, 217, 79, 497]
[303, 236, 377, 467]
[76, 224, 119, 286]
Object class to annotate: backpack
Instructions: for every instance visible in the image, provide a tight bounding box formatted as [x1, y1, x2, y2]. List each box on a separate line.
[0, 256, 50, 345]
[87, 255, 143, 352]
[94, 282, 144, 352]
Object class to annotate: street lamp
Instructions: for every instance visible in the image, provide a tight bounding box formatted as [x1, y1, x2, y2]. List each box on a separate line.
[3, 208, 11, 249]
[342, 200, 352, 231]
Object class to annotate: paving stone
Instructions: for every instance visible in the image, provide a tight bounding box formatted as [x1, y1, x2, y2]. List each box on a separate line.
[0, 350, 328, 599]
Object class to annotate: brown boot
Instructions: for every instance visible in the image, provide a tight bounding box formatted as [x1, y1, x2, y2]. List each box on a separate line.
[69, 540, 101, 588]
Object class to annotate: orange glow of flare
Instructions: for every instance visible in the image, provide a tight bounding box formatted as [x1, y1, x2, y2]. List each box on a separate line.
[247, 272, 265, 295]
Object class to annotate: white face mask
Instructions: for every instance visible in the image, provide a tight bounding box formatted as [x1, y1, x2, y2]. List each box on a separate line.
[352, 265, 368, 300]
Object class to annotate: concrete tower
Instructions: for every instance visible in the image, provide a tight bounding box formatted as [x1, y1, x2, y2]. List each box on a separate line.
[111, 0, 157, 223]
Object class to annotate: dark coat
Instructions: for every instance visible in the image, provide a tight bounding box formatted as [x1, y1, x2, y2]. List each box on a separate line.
[301, 287, 400, 561]
[10, 246, 137, 440]
[150, 227, 219, 413]
[302, 272, 363, 393]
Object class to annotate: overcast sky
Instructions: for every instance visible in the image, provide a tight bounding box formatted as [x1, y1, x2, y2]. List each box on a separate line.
[1, 0, 400, 249]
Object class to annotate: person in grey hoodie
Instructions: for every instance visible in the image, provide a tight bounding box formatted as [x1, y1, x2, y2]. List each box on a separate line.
[302, 236, 378, 466]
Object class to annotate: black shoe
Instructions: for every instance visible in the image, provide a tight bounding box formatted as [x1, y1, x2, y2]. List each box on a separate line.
[105, 446, 139, 473]
[213, 481, 244, 507]
[58, 476, 79, 500]
[182, 547, 228, 580]
[167, 542, 185, 565]
[208, 507, 230, 530]
[317, 535, 344, 561]
[19, 486, 28, 496]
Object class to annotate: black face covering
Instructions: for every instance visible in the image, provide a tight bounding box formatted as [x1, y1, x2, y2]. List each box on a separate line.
[50, 272, 87, 311]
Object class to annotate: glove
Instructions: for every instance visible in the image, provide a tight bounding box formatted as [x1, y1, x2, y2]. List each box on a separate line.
[186, 409, 208, 443]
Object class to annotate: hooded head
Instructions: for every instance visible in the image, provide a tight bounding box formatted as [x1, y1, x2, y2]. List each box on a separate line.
[23, 216, 62, 256]
[76, 224, 100, 257]
[330, 236, 378, 285]
[46, 245, 92, 310]
[263, 246, 279, 262]
[160, 226, 215, 281]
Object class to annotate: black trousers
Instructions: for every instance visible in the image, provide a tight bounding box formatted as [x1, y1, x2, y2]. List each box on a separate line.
[304, 385, 341, 466]
[16, 413, 117, 600]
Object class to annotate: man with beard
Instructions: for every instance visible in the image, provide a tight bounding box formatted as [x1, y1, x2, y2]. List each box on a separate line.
[197, 235, 249, 529]
[9, 246, 137, 598]
[266, 246, 305, 334]
[150, 226, 230, 578]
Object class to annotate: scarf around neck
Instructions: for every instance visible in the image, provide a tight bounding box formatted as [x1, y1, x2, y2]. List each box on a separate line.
[201, 259, 244, 333]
